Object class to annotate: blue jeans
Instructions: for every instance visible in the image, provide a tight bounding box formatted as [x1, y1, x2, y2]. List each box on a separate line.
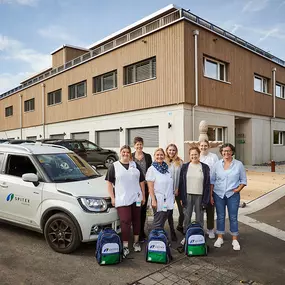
[214, 192, 240, 236]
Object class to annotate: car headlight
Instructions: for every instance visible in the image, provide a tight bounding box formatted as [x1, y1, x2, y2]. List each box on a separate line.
[78, 197, 108, 212]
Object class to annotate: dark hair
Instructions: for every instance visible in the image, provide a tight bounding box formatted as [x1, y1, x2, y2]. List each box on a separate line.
[133, 137, 144, 145]
[120, 145, 132, 160]
[219, 143, 235, 155]
[189, 146, 201, 155]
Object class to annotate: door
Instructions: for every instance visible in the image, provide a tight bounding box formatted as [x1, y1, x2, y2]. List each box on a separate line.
[81, 140, 103, 165]
[71, 132, 89, 140]
[0, 154, 44, 227]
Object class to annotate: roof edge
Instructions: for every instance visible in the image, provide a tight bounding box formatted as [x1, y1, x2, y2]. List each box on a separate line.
[50, 44, 90, 55]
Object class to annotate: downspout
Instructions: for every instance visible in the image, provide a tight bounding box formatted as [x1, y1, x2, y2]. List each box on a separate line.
[41, 83, 46, 139]
[192, 30, 199, 140]
[270, 68, 276, 161]
[19, 94, 23, 139]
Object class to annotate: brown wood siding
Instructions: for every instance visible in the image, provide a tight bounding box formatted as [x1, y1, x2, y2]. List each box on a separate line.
[184, 21, 285, 118]
[52, 49, 64, 68]
[0, 22, 185, 131]
[65, 47, 87, 63]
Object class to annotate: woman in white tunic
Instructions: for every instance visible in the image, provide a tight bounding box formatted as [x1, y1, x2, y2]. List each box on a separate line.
[105, 145, 145, 257]
[146, 148, 174, 229]
[198, 140, 219, 239]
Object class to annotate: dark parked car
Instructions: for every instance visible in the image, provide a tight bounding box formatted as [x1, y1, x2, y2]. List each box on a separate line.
[40, 139, 118, 168]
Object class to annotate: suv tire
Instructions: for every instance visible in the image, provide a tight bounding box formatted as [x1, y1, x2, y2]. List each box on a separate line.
[104, 156, 116, 168]
[44, 213, 81, 254]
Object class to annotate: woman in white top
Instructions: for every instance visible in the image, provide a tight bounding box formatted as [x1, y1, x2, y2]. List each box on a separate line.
[105, 145, 145, 257]
[165, 144, 183, 241]
[146, 148, 174, 230]
[198, 140, 219, 239]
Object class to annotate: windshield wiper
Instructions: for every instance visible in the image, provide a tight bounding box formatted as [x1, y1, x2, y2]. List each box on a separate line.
[54, 178, 81, 182]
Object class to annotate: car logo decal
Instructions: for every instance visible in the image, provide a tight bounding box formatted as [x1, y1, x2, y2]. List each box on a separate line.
[6, 193, 14, 202]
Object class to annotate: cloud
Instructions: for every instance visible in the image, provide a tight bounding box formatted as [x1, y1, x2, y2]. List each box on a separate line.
[38, 25, 73, 42]
[231, 24, 241, 34]
[0, 34, 50, 93]
[242, 0, 269, 12]
[0, 0, 39, 6]
[257, 28, 280, 43]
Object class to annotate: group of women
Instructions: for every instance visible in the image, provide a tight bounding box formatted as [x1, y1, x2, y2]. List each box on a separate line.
[105, 137, 247, 257]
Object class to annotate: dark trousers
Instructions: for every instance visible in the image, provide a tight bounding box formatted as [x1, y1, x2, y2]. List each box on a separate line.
[140, 183, 149, 236]
[153, 210, 169, 229]
[167, 195, 184, 232]
[117, 203, 141, 242]
[206, 204, 215, 230]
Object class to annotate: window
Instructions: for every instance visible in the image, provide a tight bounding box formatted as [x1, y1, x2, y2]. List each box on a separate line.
[96, 130, 120, 148]
[93, 71, 117, 93]
[68, 81, 87, 100]
[48, 89, 62, 106]
[204, 58, 226, 81]
[207, 127, 226, 142]
[5, 106, 13, 117]
[276, 83, 285, 99]
[124, 57, 156, 85]
[50, 134, 65, 139]
[82, 141, 100, 151]
[254, 75, 268, 93]
[26, 136, 37, 141]
[128, 126, 159, 147]
[71, 132, 89, 140]
[5, 155, 37, 177]
[273, 131, 283, 145]
[24, 98, 35, 112]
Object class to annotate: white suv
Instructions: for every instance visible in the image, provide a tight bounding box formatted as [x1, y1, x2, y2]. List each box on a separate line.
[0, 143, 120, 253]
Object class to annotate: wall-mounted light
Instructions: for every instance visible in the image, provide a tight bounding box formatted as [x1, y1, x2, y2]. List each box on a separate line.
[141, 39, 147, 44]
[168, 122, 172, 129]
[119, 127, 123, 132]
[39, 135, 42, 138]
[63, 132, 66, 136]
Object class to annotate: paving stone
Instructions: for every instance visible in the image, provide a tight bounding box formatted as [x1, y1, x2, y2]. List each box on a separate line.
[149, 273, 165, 282]
[139, 277, 157, 285]
[167, 274, 180, 282]
[159, 278, 175, 285]
[159, 270, 172, 278]
[176, 279, 192, 285]
[185, 274, 200, 282]
[185, 264, 202, 271]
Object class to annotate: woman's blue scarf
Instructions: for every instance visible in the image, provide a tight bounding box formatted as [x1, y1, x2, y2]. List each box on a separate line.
[152, 161, 169, 174]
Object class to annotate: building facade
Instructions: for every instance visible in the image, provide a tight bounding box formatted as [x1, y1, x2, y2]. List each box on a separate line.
[1, 5, 285, 164]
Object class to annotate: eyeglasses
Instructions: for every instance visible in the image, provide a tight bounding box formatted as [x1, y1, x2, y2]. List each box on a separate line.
[222, 150, 232, 153]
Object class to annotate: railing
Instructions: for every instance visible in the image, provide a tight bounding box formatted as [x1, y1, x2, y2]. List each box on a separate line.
[1, 8, 284, 100]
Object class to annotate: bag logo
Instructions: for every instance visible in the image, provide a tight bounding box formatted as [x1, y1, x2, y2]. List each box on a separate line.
[148, 241, 166, 251]
[188, 234, 205, 245]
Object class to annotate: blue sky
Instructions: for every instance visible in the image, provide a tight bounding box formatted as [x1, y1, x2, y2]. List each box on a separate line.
[1, 0, 285, 94]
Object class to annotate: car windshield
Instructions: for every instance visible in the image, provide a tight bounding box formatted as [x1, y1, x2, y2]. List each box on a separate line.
[36, 153, 101, 182]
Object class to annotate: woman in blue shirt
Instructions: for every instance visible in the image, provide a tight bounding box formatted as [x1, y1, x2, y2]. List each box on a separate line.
[210, 143, 247, 251]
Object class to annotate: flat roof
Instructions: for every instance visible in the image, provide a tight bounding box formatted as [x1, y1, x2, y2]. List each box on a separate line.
[20, 67, 52, 84]
[51, 44, 90, 55]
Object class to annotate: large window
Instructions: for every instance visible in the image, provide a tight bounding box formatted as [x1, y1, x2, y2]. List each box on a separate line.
[273, 131, 283, 145]
[124, 57, 156, 85]
[254, 75, 268, 93]
[68, 81, 87, 100]
[48, 89, 62, 106]
[276, 83, 285, 99]
[96, 130, 120, 148]
[93, 71, 117, 93]
[207, 127, 226, 142]
[24, 98, 35, 112]
[204, 58, 226, 81]
[5, 106, 13, 117]
[128, 126, 159, 147]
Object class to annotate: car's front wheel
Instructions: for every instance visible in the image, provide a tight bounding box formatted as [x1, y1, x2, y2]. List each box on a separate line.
[104, 156, 116, 168]
[44, 213, 81, 254]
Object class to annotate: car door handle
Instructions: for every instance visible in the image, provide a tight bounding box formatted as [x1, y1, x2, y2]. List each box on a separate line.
[0, 183, 8, 188]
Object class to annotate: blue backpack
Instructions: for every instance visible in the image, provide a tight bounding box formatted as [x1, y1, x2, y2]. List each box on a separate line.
[146, 229, 172, 264]
[95, 228, 122, 265]
[185, 222, 207, 256]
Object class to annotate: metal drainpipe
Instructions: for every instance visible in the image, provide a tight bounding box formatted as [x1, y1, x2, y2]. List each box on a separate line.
[192, 30, 199, 140]
[19, 94, 23, 139]
[270, 68, 277, 161]
[41, 83, 46, 139]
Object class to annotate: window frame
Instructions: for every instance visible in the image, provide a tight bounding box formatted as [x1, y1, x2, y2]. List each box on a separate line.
[124, 57, 156, 86]
[5, 106, 13, 117]
[207, 126, 226, 142]
[273, 131, 284, 145]
[68, 80, 87, 101]
[276, 83, 285, 99]
[254, 75, 268, 94]
[24, 98, 35, 112]
[93, 70, 117, 94]
[204, 57, 227, 82]
[47, 89, 62, 106]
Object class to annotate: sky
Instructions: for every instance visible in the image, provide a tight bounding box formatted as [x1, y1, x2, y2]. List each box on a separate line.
[0, 0, 285, 94]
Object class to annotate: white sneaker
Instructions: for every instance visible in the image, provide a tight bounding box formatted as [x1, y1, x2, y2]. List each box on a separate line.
[180, 237, 185, 246]
[232, 240, 241, 251]
[214, 237, 224, 248]
[207, 229, 215, 239]
[123, 247, 130, 258]
[133, 242, 141, 252]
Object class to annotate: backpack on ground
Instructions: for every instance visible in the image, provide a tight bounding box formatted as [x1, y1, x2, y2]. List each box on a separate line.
[146, 229, 172, 264]
[95, 228, 122, 265]
[185, 222, 207, 256]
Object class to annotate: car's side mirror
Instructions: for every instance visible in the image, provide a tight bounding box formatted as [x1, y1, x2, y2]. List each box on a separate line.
[22, 173, 39, 186]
